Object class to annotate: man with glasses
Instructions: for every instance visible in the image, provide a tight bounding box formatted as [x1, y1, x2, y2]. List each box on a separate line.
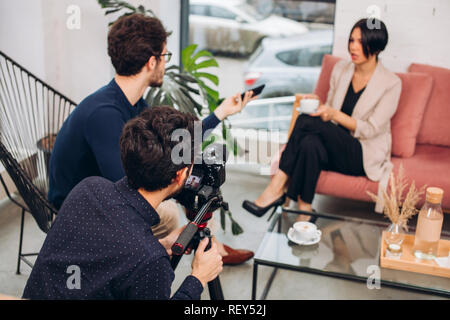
[48, 13, 255, 264]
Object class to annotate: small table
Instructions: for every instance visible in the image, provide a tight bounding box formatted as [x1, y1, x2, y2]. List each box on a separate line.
[251, 208, 450, 299]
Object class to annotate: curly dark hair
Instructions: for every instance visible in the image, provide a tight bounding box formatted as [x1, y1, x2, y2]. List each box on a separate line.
[108, 13, 168, 76]
[120, 107, 199, 191]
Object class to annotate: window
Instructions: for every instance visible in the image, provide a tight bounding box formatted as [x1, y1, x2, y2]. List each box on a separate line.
[187, 0, 336, 151]
[190, 4, 208, 16]
[276, 45, 332, 67]
[209, 6, 237, 20]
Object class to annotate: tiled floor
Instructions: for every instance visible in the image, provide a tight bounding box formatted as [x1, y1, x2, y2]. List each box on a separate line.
[0, 169, 446, 300]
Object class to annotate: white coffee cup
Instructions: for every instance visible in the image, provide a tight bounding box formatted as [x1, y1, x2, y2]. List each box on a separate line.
[299, 98, 319, 114]
[292, 221, 318, 242]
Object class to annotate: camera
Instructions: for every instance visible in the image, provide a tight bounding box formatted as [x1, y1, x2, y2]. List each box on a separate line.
[174, 143, 228, 215]
[171, 144, 229, 300]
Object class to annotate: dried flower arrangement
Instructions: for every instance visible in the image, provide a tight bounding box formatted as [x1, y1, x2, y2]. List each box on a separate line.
[367, 165, 426, 231]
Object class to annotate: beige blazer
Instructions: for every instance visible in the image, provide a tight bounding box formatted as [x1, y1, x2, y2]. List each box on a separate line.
[326, 60, 402, 212]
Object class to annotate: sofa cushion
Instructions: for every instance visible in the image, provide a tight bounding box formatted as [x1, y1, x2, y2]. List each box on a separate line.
[313, 54, 342, 103]
[390, 73, 433, 157]
[314, 144, 450, 210]
[272, 144, 450, 210]
[392, 144, 450, 209]
[315, 171, 378, 203]
[409, 63, 450, 147]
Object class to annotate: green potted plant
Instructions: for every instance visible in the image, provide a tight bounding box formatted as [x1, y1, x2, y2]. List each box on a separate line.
[98, 0, 243, 234]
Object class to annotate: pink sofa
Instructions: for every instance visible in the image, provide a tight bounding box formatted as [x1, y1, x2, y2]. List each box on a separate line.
[271, 55, 450, 211]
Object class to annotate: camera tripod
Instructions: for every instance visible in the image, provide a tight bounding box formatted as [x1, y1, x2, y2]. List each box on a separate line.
[170, 195, 228, 300]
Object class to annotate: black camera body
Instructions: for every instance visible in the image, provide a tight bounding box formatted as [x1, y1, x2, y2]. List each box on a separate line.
[174, 144, 227, 214]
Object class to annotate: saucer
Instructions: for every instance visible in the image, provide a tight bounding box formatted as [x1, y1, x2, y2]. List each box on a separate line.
[287, 228, 321, 246]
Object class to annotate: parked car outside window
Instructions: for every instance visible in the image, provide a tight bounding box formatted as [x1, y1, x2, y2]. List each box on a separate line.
[243, 29, 333, 98]
[189, 0, 309, 56]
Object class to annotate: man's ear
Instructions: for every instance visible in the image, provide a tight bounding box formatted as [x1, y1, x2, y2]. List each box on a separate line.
[146, 56, 157, 71]
[175, 167, 189, 186]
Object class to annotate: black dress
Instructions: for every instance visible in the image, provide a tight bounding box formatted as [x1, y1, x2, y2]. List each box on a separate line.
[278, 82, 366, 204]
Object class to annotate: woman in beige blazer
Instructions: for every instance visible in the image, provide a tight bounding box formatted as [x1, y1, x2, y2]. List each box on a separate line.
[243, 18, 402, 221]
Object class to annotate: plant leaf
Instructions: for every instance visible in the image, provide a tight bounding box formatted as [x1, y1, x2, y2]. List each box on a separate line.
[227, 211, 244, 235]
[105, 8, 122, 15]
[191, 49, 214, 65]
[202, 133, 221, 150]
[220, 207, 226, 231]
[222, 123, 240, 156]
[191, 59, 219, 71]
[181, 44, 198, 71]
[193, 72, 219, 86]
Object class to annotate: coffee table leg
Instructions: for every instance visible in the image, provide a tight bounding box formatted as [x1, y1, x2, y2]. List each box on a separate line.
[252, 262, 258, 300]
[261, 267, 278, 300]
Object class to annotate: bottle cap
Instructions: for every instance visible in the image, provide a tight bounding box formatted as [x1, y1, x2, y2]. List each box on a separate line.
[426, 187, 444, 204]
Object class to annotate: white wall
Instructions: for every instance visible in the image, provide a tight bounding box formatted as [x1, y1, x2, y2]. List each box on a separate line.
[333, 0, 450, 72]
[0, 0, 181, 103]
[0, 0, 46, 78]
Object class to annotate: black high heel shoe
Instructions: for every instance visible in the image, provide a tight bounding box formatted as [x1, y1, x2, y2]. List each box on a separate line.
[242, 194, 286, 218]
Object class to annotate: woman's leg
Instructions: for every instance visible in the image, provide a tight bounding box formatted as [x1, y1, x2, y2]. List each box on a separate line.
[253, 115, 328, 209]
[283, 134, 328, 221]
[292, 122, 365, 222]
[254, 115, 321, 207]
[255, 169, 289, 207]
[316, 122, 365, 176]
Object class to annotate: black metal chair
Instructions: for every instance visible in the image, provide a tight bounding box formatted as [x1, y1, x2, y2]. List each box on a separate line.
[0, 50, 76, 274]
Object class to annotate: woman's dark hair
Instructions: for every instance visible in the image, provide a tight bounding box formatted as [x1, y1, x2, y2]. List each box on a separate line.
[108, 13, 168, 76]
[349, 18, 388, 59]
[120, 107, 198, 191]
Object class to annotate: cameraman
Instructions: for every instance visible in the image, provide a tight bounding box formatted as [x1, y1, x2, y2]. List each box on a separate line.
[23, 107, 222, 300]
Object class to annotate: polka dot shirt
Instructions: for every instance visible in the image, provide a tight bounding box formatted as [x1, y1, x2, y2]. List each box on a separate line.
[22, 177, 203, 300]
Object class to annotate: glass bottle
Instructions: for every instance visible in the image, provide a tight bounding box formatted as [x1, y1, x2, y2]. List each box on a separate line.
[413, 187, 444, 260]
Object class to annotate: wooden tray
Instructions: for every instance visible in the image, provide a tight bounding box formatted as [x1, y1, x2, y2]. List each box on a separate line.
[380, 232, 450, 278]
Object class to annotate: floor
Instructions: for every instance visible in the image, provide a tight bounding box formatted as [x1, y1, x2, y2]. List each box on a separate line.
[0, 168, 447, 300]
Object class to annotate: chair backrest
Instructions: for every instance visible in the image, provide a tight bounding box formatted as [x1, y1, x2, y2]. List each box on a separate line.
[0, 50, 76, 194]
[0, 141, 55, 232]
[0, 50, 76, 232]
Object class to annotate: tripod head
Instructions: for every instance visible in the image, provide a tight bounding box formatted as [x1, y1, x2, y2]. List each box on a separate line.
[171, 194, 228, 256]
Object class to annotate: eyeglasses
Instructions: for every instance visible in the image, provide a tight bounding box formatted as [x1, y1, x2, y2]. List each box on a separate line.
[158, 51, 172, 63]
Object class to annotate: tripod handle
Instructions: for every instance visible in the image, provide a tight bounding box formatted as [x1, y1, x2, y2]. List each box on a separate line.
[171, 222, 199, 256]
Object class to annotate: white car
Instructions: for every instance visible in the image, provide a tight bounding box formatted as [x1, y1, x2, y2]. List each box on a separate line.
[243, 29, 333, 97]
[189, 0, 309, 55]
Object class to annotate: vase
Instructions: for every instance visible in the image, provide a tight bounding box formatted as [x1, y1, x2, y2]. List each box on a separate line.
[384, 223, 404, 258]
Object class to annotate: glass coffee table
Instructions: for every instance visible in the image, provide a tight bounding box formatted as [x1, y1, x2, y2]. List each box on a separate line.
[251, 208, 450, 299]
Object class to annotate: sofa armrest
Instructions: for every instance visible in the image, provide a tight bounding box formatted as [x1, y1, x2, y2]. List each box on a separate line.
[287, 94, 305, 138]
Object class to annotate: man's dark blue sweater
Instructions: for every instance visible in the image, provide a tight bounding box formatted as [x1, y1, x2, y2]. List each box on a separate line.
[49, 79, 220, 209]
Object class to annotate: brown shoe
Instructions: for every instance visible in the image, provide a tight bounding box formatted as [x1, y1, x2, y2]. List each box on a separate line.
[221, 244, 254, 265]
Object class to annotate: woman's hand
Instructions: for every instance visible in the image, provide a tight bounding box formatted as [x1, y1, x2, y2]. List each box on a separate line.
[213, 91, 258, 120]
[310, 104, 337, 122]
[300, 93, 322, 104]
